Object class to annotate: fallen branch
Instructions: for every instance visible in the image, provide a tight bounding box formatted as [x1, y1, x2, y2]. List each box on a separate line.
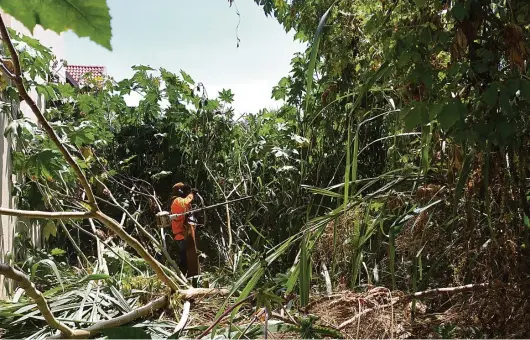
[57, 290, 227, 339]
[177, 287, 229, 300]
[338, 283, 491, 330]
[49, 295, 169, 339]
[412, 282, 489, 298]
[0, 263, 88, 338]
[0, 207, 93, 219]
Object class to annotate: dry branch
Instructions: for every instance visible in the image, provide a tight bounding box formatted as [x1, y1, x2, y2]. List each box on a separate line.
[412, 282, 489, 298]
[0, 207, 93, 219]
[47, 296, 168, 339]
[338, 283, 491, 330]
[177, 287, 229, 300]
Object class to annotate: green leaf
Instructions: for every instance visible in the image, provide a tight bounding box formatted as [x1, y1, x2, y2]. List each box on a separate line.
[302, 185, 342, 198]
[429, 101, 444, 121]
[414, 0, 426, 7]
[43, 220, 57, 241]
[305, 2, 336, 114]
[397, 52, 411, 67]
[403, 102, 428, 130]
[219, 89, 234, 104]
[451, 2, 468, 22]
[78, 273, 111, 283]
[34, 259, 64, 291]
[0, 0, 112, 50]
[482, 84, 499, 107]
[50, 248, 66, 256]
[438, 100, 464, 130]
[180, 70, 195, 84]
[132, 65, 155, 71]
[498, 121, 515, 141]
[150, 170, 172, 181]
[100, 327, 151, 339]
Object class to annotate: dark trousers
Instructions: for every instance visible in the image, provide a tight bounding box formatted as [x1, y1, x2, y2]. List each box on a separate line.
[170, 237, 188, 276]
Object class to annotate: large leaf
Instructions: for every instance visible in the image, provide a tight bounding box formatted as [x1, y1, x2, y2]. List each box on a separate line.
[0, 0, 112, 50]
[43, 220, 57, 241]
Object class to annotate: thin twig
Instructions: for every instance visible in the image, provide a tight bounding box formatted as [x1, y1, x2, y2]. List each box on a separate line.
[264, 306, 269, 340]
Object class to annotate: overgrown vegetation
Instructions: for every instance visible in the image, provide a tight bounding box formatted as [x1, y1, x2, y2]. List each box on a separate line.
[0, 0, 529, 338]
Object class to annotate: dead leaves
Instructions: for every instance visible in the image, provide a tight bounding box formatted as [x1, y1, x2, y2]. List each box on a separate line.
[504, 23, 529, 72]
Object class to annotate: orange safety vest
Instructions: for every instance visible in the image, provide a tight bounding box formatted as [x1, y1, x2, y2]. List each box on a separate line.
[171, 193, 194, 240]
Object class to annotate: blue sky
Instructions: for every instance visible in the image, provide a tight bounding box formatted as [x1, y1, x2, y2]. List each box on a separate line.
[64, 0, 305, 114]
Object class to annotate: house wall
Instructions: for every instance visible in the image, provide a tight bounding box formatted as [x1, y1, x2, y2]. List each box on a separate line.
[0, 11, 64, 299]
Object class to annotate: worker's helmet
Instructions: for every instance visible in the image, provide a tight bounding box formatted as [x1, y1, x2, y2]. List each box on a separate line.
[173, 182, 185, 189]
[172, 182, 190, 197]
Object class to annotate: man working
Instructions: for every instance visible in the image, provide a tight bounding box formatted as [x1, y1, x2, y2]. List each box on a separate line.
[169, 182, 198, 276]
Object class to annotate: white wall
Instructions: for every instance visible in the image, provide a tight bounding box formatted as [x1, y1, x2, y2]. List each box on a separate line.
[0, 11, 64, 299]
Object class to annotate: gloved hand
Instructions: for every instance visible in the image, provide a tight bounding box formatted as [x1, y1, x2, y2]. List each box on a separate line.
[191, 188, 199, 195]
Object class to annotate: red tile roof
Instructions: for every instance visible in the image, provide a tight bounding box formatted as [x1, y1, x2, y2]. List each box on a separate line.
[66, 65, 106, 86]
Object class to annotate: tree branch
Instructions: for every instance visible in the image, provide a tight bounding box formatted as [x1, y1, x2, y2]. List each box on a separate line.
[0, 15, 98, 208]
[0, 207, 93, 219]
[177, 287, 229, 300]
[48, 295, 168, 339]
[0, 263, 88, 338]
[50, 288, 227, 339]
